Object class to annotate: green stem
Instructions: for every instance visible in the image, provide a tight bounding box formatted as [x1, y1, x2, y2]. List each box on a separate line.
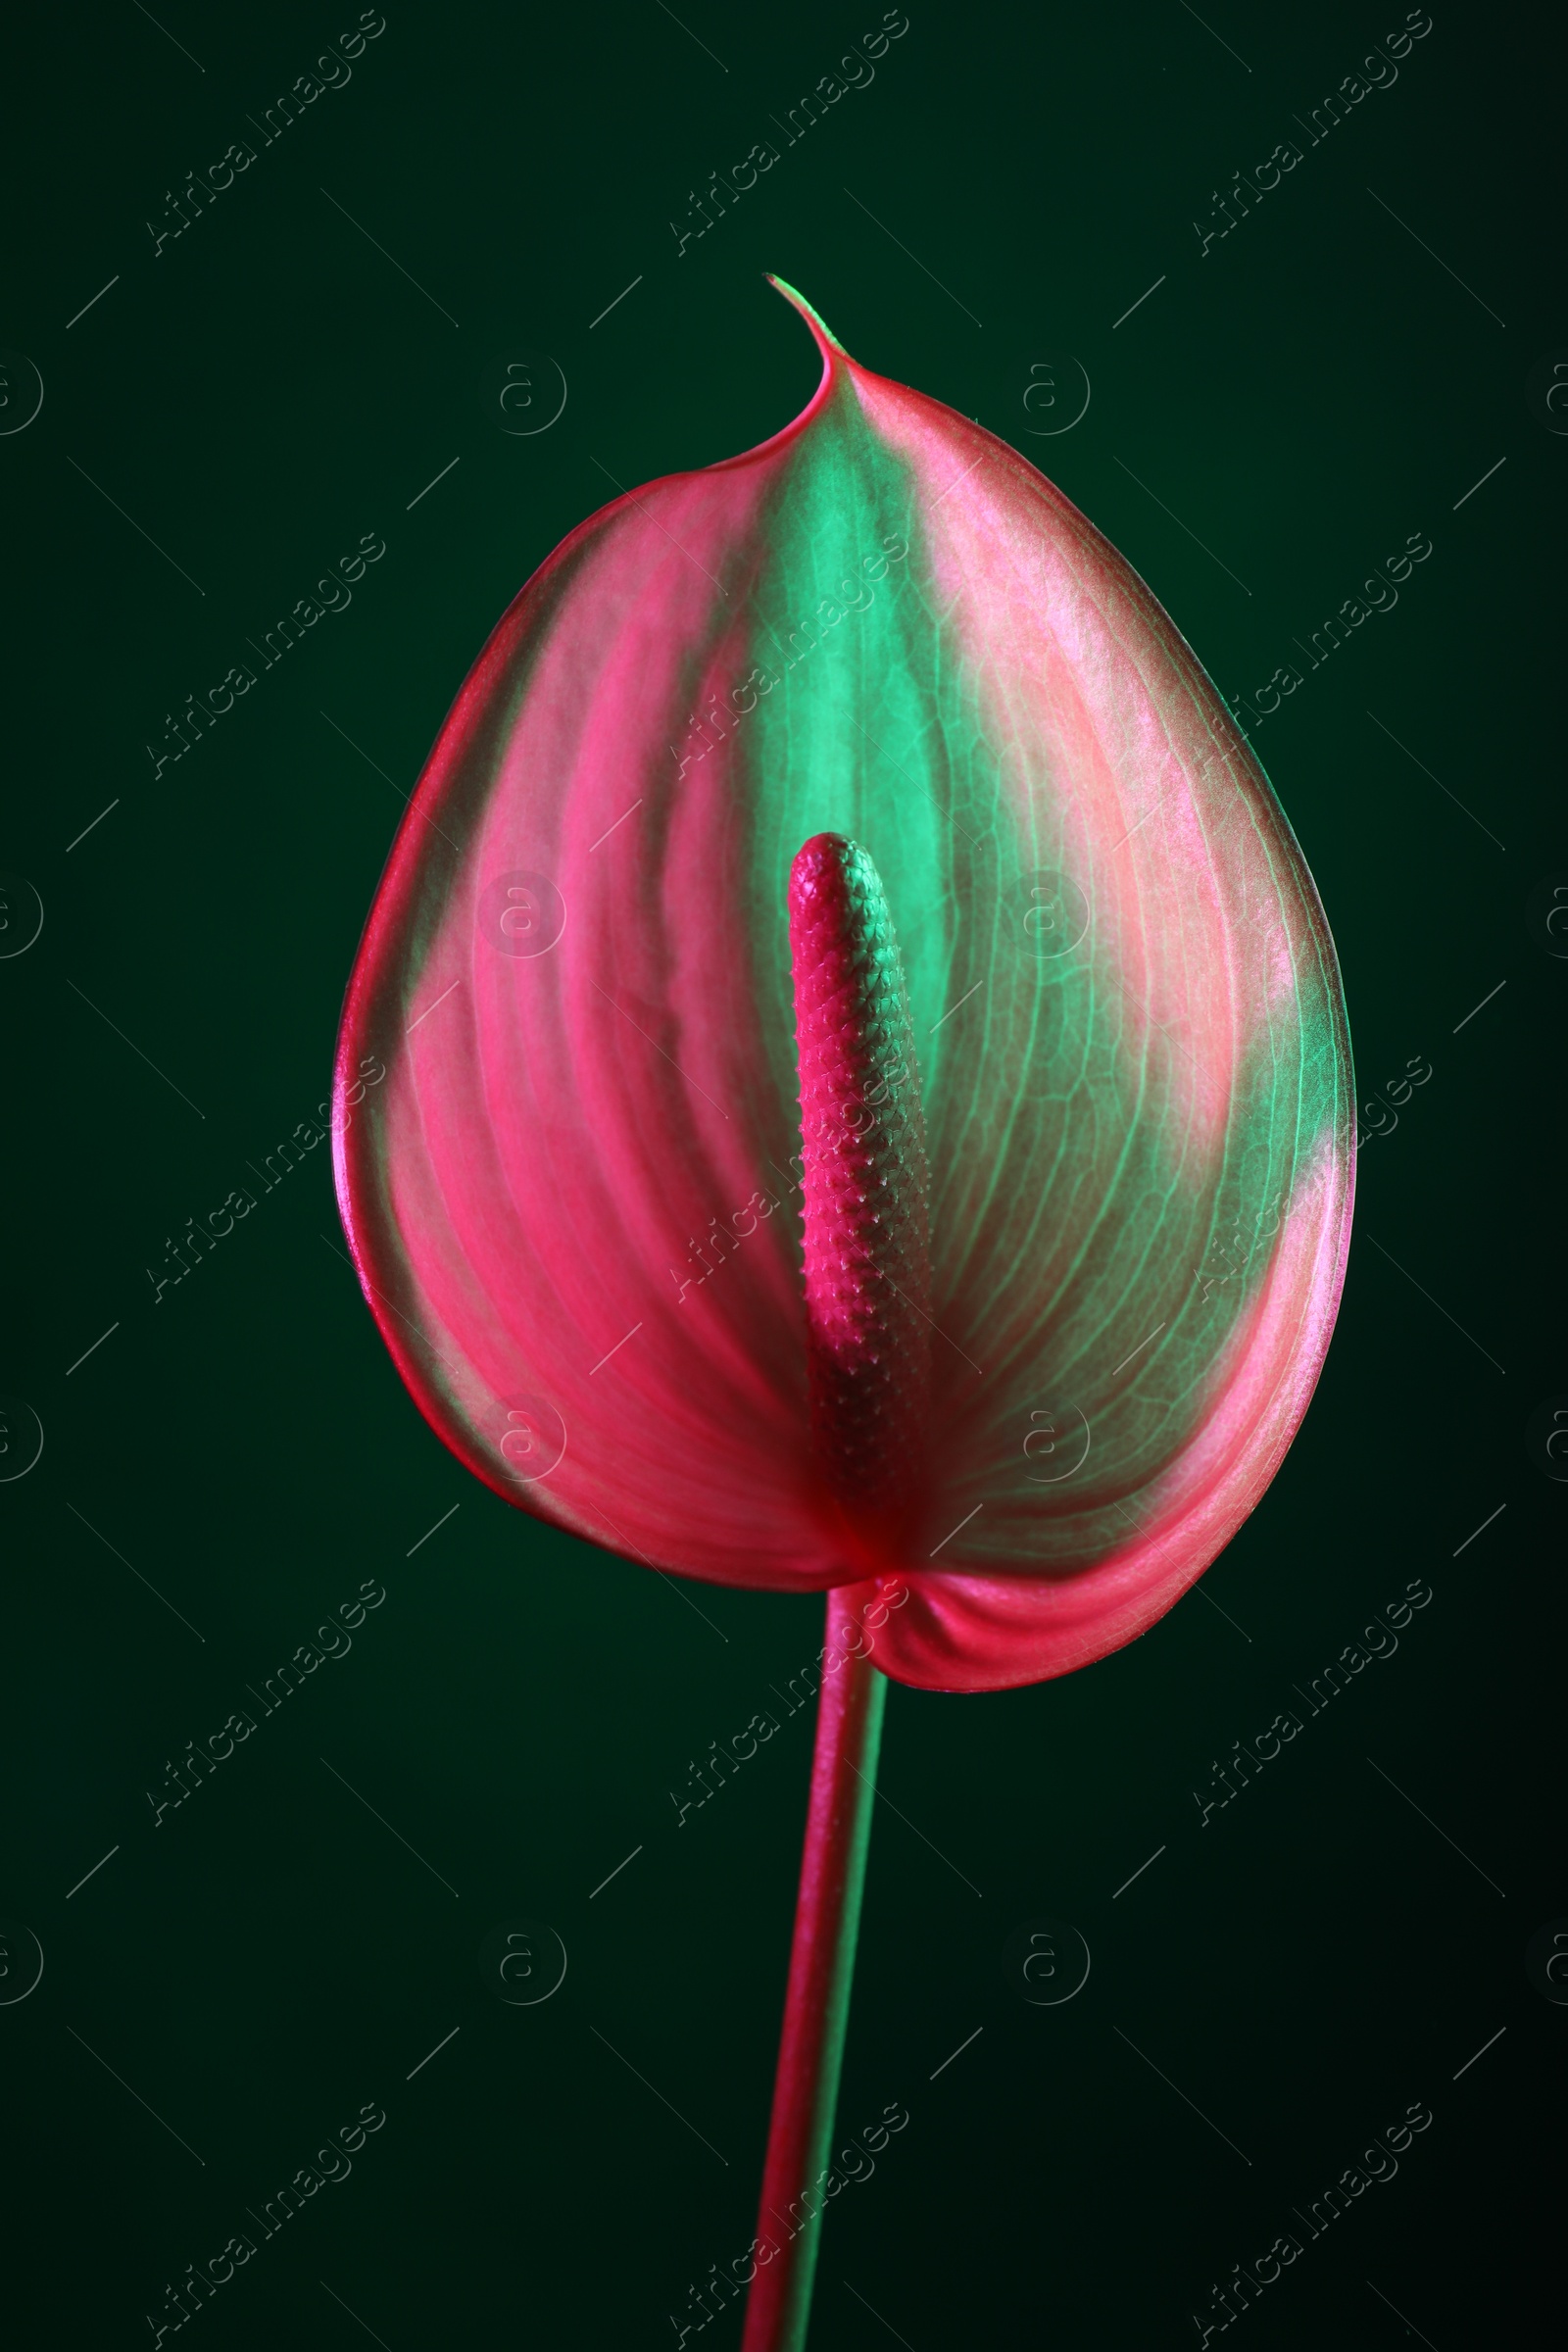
[741, 1587, 885, 2352]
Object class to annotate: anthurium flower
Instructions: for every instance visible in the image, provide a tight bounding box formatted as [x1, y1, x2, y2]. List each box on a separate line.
[334, 279, 1353, 2352]
[333, 277, 1352, 1695]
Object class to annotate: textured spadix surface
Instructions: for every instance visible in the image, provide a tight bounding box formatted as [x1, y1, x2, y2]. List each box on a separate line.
[333, 280, 1353, 1692]
[789, 833, 931, 1523]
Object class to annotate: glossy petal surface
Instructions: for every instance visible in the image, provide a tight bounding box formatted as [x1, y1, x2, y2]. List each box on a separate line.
[334, 282, 1353, 1691]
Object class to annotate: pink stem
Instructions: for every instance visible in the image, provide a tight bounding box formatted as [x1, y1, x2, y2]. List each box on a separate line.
[741, 1587, 886, 2352]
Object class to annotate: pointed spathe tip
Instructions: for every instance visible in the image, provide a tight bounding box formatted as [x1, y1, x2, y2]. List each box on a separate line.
[764, 275, 848, 359]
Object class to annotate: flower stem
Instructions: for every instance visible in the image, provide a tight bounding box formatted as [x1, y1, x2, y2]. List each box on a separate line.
[742, 1587, 886, 2352]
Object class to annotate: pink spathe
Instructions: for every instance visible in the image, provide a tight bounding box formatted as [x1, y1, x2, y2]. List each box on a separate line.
[333, 279, 1353, 1694]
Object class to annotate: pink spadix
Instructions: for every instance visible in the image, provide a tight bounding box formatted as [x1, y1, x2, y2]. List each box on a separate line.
[790, 833, 931, 1523]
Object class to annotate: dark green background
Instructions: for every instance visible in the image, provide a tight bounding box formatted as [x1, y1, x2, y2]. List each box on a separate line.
[2, 2, 1562, 2343]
